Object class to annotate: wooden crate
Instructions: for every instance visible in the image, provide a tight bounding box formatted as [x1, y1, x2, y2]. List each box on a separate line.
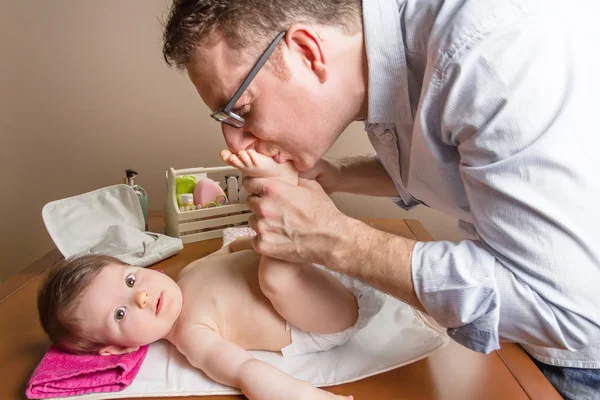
[164, 166, 250, 244]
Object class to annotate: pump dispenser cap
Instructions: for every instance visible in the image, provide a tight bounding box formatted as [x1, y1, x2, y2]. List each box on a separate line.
[125, 169, 138, 186]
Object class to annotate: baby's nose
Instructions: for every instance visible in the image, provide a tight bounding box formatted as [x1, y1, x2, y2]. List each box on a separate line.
[136, 290, 149, 309]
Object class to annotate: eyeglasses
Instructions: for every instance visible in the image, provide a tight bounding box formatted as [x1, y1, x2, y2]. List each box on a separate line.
[210, 31, 287, 128]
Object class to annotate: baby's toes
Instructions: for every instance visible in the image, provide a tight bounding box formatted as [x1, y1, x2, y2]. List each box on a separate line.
[228, 154, 245, 169]
[220, 149, 233, 161]
[238, 150, 254, 167]
[247, 149, 261, 165]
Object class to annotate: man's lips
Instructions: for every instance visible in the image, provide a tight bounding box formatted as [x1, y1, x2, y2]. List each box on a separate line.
[245, 146, 291, 164]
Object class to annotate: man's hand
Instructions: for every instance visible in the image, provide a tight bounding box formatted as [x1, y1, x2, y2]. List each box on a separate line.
[243, 177, 348, 265]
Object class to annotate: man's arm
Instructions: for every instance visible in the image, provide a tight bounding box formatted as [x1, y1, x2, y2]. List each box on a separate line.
[333, 9, 600, 353]
[336, 156, 400, 197]
[300, 156, 400, 197]
[324, 217, 423, 311]
[174, 326, 347, 400]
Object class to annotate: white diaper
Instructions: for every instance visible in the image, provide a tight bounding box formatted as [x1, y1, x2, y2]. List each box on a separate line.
[281, 265, 386, 357]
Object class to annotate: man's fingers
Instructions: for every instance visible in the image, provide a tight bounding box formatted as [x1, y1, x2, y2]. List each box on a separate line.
[247, 215, 266, 255]
[245, 194, 260, 214]
[247, 212, 258, 231]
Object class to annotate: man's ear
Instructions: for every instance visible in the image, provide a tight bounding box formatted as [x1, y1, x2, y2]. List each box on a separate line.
[98, 345, 140, 356]
[286, 24, 328, 83]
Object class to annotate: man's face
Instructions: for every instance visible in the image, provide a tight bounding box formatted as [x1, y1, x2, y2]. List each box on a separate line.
[186, 34, 348, 171]
[75, 264, 183, 353]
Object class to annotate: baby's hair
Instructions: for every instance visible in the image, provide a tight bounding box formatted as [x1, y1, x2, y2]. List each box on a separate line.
[37, 254, 126, 353]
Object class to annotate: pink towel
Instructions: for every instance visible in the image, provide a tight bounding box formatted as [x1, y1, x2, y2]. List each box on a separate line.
[26, 345, 148, 399]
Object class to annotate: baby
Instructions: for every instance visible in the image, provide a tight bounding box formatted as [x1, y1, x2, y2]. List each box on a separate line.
[37, 150, 385, 400]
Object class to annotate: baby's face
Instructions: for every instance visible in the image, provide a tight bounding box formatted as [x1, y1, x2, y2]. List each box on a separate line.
[75, 264, 183, 352]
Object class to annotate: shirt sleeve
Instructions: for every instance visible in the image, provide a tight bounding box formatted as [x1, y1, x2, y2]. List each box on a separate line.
[411, 12, 600, 353]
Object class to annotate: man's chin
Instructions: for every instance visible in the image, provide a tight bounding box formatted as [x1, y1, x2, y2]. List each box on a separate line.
[293, 157, 317, 172]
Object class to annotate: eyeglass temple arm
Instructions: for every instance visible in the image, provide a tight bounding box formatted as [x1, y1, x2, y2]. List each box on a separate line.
[225, 31, 287, 110]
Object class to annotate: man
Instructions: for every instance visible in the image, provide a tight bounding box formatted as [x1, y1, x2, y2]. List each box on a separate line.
[162, 0, 600, 398]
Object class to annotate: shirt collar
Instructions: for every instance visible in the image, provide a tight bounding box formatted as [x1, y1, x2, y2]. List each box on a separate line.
[363, 0, 413, 124]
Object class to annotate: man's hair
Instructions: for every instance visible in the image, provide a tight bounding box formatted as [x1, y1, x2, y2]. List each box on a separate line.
[162, 0, 363, 69]
[37, 254, 125, 353]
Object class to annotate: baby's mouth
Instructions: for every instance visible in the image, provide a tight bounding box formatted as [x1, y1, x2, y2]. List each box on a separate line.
[155, 292, 163, 316]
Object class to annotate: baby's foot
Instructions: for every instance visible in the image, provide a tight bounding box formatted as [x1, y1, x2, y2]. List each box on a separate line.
[221, 149, 298, 185]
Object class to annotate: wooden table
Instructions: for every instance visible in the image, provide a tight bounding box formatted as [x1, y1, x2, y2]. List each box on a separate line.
[0, 218, 562, 400]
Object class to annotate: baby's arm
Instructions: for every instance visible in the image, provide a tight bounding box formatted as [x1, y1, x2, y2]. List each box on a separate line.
[174, 326, 350, 400]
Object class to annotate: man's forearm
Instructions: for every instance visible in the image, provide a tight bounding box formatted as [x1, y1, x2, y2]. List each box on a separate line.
[325, 216, 424, 312]
[336, 156, 400, 197]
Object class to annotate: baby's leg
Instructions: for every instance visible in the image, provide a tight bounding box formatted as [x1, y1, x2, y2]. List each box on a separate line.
[222, 149, 356, 333]
[221, 149, 298, 185]
[258, 256, 358, 335]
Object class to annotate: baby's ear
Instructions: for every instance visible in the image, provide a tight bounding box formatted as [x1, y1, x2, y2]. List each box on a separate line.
[98, 345, 140, 356]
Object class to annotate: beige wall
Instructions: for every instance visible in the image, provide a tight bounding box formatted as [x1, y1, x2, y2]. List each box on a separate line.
[0, 1, 460, 283]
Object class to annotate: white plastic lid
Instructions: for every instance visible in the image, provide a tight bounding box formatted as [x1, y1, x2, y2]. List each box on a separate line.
[179, 193, 194, 204]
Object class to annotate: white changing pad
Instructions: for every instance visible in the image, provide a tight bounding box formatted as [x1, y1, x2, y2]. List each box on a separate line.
[68, 297, 448, 399]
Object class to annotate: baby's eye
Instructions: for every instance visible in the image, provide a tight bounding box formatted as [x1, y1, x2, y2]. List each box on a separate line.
[115, 306, 127, 321]
[125, 274, 136, 288]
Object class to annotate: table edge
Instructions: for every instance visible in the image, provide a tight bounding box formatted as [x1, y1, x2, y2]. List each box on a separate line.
[498, 344, 563, 399]
[0, 248, 62, 304]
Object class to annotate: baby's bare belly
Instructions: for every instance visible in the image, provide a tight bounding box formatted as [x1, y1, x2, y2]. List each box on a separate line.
[223, 298, 292, 351]
[179, 251, 292, 352]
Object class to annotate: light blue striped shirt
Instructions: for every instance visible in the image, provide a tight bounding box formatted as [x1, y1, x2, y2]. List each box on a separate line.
[363, 0, 600, 367]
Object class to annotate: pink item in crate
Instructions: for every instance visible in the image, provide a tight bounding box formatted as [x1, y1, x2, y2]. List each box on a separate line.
[25, 345, 148, 399]
[193, 178, 228, 208]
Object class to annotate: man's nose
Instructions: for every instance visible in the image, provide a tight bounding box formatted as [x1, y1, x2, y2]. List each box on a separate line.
[222, 123, 256, 153]
[136, 290, 149, 309]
